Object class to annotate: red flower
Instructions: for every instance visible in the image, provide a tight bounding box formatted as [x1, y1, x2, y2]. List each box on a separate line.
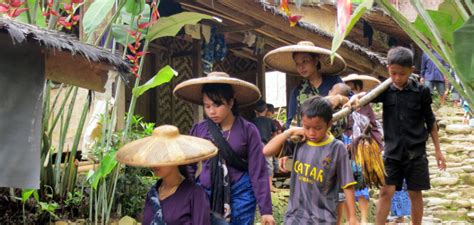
[137, 22, 150, 29]
[9, 0, 24, 8]
[72, 15, 80, 21]
[9, 7, 27, 17]
[0, 3, 9, 13]
[71, 0, 83, 3]
[63, 3, 72, 12]
[288, 15, 303, 27]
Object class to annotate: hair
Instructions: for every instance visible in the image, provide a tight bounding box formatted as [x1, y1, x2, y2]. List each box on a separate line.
[300, 96, 333, 123]
[346, 80, 363, 91]
[292, 52, 322, 70]
[202, 83, 239, 116]
[178, 166, 190, 180]
[266, 103, 275, 113]
[254, 99, 267, 113]
[387, 47, 414, 67]
[331, 83, 352, 97]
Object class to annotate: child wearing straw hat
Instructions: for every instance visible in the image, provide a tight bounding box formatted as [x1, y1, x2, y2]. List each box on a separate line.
[264, 41, 348, 129]
[116, 125, 217, 225]
[342, 74, 382, 224]
[173, 72, 275, 225]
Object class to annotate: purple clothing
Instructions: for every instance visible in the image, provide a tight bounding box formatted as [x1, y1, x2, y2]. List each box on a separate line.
[421, 52, 448, 82]
[188, 117, 272, 215]
[142, 179, 211, 225]
[357, 104, 383, 148]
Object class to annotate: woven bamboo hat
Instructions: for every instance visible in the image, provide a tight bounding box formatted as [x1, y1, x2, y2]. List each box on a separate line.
[173, 71, 261, 106]
[342, 74, 381, 92]
[116, 125, 218, 167]
[264, 41, 346, 75]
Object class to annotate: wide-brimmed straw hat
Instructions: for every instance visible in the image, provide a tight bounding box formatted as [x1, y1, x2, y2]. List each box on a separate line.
[173, 72, 261, 106]
[264, 41, 346, 75]
[342, 74, 381, 92]
[116, 125, 218, 167]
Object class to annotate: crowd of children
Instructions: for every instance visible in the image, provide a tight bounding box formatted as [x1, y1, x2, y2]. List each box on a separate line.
[114, 42, 449, 225]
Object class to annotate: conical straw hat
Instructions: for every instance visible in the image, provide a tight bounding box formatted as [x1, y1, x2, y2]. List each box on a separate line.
[116, 125, 218, 167]
[342, 74, 381, 92]
[263, 41, 346, 75]
[173, 71, 261, 106]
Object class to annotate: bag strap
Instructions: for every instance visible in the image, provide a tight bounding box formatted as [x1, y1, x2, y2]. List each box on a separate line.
[207, 120, 248, 171]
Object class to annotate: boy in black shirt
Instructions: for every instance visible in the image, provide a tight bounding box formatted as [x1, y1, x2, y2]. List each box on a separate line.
[349, 47, 446, 225]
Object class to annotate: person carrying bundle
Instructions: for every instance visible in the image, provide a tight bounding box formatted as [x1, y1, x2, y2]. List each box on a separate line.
[347, 47, 447, 225]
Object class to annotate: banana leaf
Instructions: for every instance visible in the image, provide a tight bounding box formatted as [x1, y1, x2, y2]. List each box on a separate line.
[146, 12, 213, 41]
[453, 16, 474, 95]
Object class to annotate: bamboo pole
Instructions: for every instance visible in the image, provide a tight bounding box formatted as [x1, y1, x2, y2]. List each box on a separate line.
[333, 78, 392, 121]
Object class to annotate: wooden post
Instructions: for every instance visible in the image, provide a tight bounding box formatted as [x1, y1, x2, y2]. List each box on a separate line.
[192, 39, 204, 122]
[257, 53, 266, 100]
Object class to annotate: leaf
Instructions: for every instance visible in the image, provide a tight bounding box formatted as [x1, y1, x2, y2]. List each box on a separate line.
[82, 0, 115, 34]
[21, 189, 37, 203]
[331, 0, 374, 62]
[146, 12, 213, 41]
[120, 4, 150, 25]
[132, 65, 178, 97]
[453, 16, 474, 92]
[99, 151, 118, 177]
[413, 10, 463, 46]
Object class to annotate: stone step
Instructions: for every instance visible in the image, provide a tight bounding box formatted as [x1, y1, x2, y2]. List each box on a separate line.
[446, 124, 474, 135]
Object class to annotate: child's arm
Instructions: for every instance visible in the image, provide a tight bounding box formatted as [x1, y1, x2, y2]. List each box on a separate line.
[343, 186, 359, 225]
[262, 127, 303, 157]
[430, 122, 447, 170]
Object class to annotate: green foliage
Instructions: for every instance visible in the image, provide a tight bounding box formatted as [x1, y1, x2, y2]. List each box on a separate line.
[124, 0, 145, 16]
[132, 65, 178, 97]
[453, 17, 474, 91]
[146, 12, 213, 41]
[330, 0, 374, 62]
[82, 0, 116, 34]
[116, 167, 154, 217]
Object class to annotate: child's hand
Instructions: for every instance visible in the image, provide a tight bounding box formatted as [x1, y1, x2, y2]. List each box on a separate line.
[436, 151, 447, 171]
[279, 156, 290, 173]
[286, 127, 306, 143]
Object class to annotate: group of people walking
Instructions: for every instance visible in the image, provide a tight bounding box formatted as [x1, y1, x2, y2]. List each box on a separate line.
[115, 41, 447, 225]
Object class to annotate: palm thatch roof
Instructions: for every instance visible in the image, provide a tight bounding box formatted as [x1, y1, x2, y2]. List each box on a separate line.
[0, 18, 130, 91]
[257, 0, 387, 67]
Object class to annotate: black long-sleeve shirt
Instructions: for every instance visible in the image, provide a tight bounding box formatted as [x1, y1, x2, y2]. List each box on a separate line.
[372, 79, 436, 160]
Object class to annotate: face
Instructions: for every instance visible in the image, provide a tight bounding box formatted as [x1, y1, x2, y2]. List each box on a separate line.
[301, 115, 331, 143]
[328, 86, 339, 96]
[293, 52, 319, 79]
[152, 166, 177, 178]
[203, 94, 233, 124]
[266, 111, 274, 118]
[346, 81, 362, 94]
[388, 64, 414, 88]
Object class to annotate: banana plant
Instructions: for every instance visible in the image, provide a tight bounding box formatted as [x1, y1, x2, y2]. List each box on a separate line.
[331, 0, 474, 107]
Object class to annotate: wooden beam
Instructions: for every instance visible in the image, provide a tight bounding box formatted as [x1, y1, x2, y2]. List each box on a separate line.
[217, 22, 264, 33]
[218, 0, 387, 76]
[257, 53, 266, 99]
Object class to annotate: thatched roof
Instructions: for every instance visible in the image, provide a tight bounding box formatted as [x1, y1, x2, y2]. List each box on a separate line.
[0, 18, 130, 74]
[257, 1, 387, 67]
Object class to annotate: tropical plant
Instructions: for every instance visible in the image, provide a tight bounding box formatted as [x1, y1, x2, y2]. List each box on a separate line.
[2, 0, 215, 223]
[331, 0, 474, 108]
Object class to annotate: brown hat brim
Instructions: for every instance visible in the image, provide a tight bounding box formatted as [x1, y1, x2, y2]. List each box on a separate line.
[116, 125, 218, 167]
[342, 74, 381, 92]
[264, 44, 346, 75]
[173, 76, 261, 107]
